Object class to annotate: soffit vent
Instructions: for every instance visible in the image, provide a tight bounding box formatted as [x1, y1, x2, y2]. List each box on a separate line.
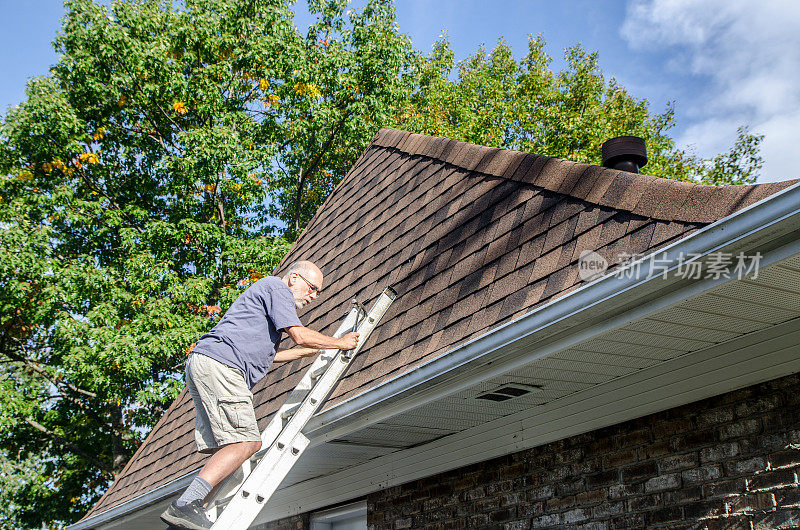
[476, 383, 543, 402]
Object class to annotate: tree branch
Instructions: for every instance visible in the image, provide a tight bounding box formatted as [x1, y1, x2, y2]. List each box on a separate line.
[292, 111, 350, 229]
[72, 166, 144, 234]
[2, 348, 97, 400]
[23, 417, 109, 471]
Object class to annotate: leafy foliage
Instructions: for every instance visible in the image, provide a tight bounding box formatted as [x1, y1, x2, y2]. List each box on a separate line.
[397, 35, 763, 184]
[0, 0, 409, 526]
[267, 0, 411, 236]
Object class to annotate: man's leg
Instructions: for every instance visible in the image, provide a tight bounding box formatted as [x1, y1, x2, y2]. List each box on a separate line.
[163, 355, 262, 529]
[198, 440, 262, 504]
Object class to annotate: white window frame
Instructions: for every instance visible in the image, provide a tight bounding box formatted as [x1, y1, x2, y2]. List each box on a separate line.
[309, 500, 367, 530]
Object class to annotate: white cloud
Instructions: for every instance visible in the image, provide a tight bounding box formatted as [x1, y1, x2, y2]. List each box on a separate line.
[621, 0, 800, 182]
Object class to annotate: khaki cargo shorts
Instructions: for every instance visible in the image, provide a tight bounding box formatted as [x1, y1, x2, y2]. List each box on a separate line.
[186, 353, 261, 453]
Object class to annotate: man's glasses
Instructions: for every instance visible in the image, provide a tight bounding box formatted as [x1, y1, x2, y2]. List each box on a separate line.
[296, 273, 320, 294]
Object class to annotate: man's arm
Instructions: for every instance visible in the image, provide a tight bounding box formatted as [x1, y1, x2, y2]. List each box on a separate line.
[285, 326, 359, 351]
[273, 346, 320, 363]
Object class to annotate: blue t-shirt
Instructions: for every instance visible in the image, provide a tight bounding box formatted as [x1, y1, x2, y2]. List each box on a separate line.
[193, 276, 303, 389]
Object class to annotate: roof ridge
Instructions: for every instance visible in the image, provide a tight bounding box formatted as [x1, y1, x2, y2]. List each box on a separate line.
[372, 128, 799, 224]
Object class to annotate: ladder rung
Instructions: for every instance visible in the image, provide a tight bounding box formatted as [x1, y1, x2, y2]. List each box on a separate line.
[280, 403, 301, 420]
[309, 365, 327, 380]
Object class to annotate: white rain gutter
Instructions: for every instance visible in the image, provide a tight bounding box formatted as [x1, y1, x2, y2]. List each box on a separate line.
[68, 473, 196, 529]
[70, 181, 800, 529]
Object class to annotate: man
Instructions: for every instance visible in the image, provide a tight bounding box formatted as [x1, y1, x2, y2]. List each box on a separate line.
[161, 261, 358, 530]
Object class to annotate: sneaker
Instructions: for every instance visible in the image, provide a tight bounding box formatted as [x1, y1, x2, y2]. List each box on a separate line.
[160, 500, 212, 530]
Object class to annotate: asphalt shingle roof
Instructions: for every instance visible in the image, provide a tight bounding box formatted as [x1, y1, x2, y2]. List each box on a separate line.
[83, 128, 798, 520]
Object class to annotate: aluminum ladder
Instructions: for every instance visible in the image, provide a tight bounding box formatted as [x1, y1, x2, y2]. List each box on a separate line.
[202, 288, 396, 529]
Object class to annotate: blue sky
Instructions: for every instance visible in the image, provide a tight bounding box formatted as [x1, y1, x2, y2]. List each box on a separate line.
[1, 0, 797, 182]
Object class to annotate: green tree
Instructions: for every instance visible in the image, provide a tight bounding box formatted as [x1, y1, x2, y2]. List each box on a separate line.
[0, 0, 410, 527]
[397, 35, 763, 185]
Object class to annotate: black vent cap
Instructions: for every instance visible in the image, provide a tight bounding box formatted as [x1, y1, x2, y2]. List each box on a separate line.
[601, 136, 648, 173]
[476, 384, 542, 403]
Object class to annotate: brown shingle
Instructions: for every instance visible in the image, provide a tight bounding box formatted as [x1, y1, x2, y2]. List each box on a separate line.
[520, 155, 553, 186]
[532, 158, 574, 190]
[485, 149, 526, 179]
[584, 168, 620, 204]
[604, 172, 644, 212]
[569, 164, 604, 201]
[557, 162, 592, 196]
[473, 147, 503, 174]
[508, 152, 539, 182]
[633, 176, 678, 218]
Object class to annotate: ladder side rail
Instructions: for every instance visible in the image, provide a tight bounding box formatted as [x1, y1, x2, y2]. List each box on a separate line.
[210, 289, 395, 530]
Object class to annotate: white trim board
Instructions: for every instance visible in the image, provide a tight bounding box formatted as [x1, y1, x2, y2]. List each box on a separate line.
[254, 316, 800, 524]
[310, 500, 367, 530]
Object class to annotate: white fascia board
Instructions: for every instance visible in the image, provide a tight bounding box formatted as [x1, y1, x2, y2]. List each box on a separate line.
[68, 472, 196, 529]
[304, 181, 800, 442]
[69, 181, 800, 530]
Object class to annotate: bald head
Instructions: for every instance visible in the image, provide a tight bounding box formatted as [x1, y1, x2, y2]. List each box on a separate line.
[283, 260, 322, 280]
[282, 261, 323, 309]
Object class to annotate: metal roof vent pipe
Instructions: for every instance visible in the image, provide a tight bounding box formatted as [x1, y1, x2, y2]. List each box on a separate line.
[601, 136, 648, 173]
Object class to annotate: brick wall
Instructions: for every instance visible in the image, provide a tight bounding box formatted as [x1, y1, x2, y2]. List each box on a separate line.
[262, 373, 800, 529]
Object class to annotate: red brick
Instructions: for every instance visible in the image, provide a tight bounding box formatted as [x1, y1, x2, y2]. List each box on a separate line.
[683, 499, 724, 519]
[588, 470, 620, 488]
[653, 418, 694, 440]
[605, 449, 638, 468]
[643, 440, 673, 459]
[682, 465, 723, 485]
[609, 513, 645, 529]
[545, 494, 575, 511]
[645, 506, 682, 525]
[617, 428, 652, 448]
[748, 468, 797, 491]
[752, 509, 800, 528]
[719, 418, 762, 440]
[576, 488, 607, 505]
[526, 485, 555, 502]
[608, 483, 643, 500]
[724, 456, 767, 476]
[674, 429, 717, 451]
[664, 485, 702, 505]
[726, 492, 776, 513]
[703, 478, 747, 498]
[629, 493, 663, 512]
[529, 514, 560, 528]
[771, 449, 800, 469]
[700, 442, 741, 463]
[562, 507, 591, 524]
[503, 520, 531, 530]
[621, 461, 658, 483]
[697, 407, 735, 428]
[645, 473, 681, 493]
[661, 452, 699, 471]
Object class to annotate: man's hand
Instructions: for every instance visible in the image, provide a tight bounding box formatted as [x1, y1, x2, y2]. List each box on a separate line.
[338, 332, 359, 351]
